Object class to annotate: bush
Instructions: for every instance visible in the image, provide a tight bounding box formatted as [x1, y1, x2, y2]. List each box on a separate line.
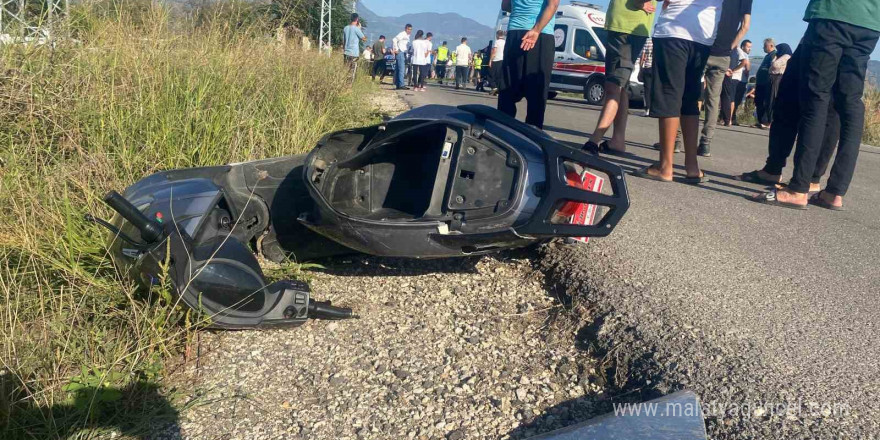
[0, 2, 376, 438]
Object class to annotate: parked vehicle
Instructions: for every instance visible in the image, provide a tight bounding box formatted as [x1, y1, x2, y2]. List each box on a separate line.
[496, 2, 644, 106]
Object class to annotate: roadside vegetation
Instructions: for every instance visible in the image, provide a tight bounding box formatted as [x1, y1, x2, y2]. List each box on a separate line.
[0, 1, 374, 438]
[864, 82, 880, 146]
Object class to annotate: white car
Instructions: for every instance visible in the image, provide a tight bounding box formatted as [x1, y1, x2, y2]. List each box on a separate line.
[496, 1, 644, 106]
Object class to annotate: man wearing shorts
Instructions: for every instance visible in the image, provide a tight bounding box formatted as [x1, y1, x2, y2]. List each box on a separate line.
[582, 0, 655, 155]
[497, 0, 560, 129]
[635, 0, 723, 183]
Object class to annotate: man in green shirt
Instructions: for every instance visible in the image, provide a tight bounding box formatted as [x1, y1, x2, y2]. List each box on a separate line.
[583, 0, 655, 155]
[757, 0, 879, 210]
[371, 35, 387, 82]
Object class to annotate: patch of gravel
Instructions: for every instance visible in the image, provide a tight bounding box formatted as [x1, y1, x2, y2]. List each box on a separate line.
[168, 254, 607, 440]
[367, 86, 410, 119]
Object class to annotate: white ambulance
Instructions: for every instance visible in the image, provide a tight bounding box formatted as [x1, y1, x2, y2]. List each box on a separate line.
[495, 2, 644, 106]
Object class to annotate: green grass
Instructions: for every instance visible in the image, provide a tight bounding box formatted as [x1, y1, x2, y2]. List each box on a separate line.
[863, 83, 880, 146]
[0, 2, 377, 438]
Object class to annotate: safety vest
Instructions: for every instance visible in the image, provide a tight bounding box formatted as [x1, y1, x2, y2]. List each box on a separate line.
[452, 52, 457, 64]
[474, 56, 482, 69]
[437, 46, 449, 61]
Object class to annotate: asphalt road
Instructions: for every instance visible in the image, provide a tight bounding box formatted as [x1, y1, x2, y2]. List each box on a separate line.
[395, 83, 880, 439]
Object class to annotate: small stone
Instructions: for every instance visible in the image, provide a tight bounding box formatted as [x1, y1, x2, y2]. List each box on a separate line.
[515, 388, 529, 401]
[447, 428, 466, 440]
[394, 369, 410, 379]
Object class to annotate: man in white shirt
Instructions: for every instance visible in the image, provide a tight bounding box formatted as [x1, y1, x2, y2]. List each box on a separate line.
[392, 24, 413, 90]
[454, 37, 473, 90]
[722, 40, 751, 125]
[635, 0, 723, 184]
[489, 30, 506, 94]
[411, 32, 433, 91]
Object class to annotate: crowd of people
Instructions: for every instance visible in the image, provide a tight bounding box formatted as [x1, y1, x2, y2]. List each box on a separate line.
[355, 24, 508, 95]
[346, 0, 878, 211]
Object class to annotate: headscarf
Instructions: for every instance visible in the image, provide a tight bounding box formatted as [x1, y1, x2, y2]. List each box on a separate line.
[775, 43, 793, 58]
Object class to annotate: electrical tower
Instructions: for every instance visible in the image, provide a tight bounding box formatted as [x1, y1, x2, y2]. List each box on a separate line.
[319, 0, 332, 55]
[0, 0, 66, 39]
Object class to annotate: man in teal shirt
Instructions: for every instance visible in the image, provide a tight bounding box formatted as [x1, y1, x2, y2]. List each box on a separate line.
[497, 0, 560, 128]
[757, 0, 879, 210]
[342, 14, 367, 82]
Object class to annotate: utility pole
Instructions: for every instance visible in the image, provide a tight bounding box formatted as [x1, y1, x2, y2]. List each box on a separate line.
[319, 0, 332, 55]
[1, 0, 66, 39]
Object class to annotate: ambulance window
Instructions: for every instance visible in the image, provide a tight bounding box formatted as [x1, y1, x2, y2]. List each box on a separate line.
[574, 29, 603, 61]
[554, 24, 568, 51]
[593, 27, 609, 47]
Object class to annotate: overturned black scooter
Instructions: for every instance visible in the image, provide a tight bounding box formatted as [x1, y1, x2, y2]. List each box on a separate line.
[90, 105, 630, 329]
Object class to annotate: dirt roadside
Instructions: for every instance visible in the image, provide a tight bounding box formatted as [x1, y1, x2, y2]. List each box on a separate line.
[152, 89, 653, 440]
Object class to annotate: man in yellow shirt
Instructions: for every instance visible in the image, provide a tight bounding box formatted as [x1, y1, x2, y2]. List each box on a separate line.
[435, 42, 449, 84]
[582, 0, 655, 155]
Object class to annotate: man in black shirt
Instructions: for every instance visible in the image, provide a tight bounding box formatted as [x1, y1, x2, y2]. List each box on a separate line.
[698, 0, 752, 157]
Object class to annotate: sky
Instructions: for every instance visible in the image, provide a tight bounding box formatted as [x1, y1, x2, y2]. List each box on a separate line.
[360, 0, 880, 60]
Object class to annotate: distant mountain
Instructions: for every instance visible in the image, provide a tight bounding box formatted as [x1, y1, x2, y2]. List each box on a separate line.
[357, 1, 495, 50]
[868, 60, 880, 84]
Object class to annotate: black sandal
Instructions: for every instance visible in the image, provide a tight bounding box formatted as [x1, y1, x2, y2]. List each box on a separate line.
[808, 192, 845, 211]
[681, 172, 709, 185]
[633, 166, 672, 183]
[752, 189, 807, 210]
[736, 170, 780, 186]
[583, 140, 626, 156]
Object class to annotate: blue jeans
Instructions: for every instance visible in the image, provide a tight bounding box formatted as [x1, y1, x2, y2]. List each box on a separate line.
[395, 52, 406, 88]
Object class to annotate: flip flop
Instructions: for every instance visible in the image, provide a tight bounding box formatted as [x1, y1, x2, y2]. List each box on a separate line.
[583, 140, 627, 156]
[752, 189, 807, 210]
[680, 172, 709, 185]
[599, 141, 627, 156]
[736, 170, 780, 186]
[808, 192, 845, 211]
[633, 166, 672, 183]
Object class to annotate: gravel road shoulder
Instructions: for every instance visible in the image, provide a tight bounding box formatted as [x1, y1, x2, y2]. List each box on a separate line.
[165, 254, 608, 440]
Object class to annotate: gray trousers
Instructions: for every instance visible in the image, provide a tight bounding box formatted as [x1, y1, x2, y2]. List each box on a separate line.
[699, 55, 730, 147]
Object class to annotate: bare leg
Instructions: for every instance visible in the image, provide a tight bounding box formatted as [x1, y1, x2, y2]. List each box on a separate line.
[645, 117, 679, 180]
[588, 83, 623, 147]
[608, 88, 630, 151]
[680, 115, 702, 177]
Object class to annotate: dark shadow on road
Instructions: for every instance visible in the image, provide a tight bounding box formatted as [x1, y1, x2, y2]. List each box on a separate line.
[442, 89, 496, 100]
[1, 382, 180, 440]
[543, 124, 591, 139]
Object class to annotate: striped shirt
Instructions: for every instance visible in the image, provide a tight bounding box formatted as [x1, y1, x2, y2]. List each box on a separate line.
[640, 38, 653, 69]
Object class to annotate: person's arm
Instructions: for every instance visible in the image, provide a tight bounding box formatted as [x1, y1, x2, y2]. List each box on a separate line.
[637, 0, 655, 14]
[489, 47, 497, 67]
[501, 0, 511, 13]
[731, 14, 751, 49]
[521, 0, 560, 51]
[731, 58, 747, 74]
[357, 26, 366, 42]
[392, 34, 400, 54]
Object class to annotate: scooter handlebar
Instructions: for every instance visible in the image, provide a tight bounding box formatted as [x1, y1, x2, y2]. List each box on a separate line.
[103, 191, 164, 243]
